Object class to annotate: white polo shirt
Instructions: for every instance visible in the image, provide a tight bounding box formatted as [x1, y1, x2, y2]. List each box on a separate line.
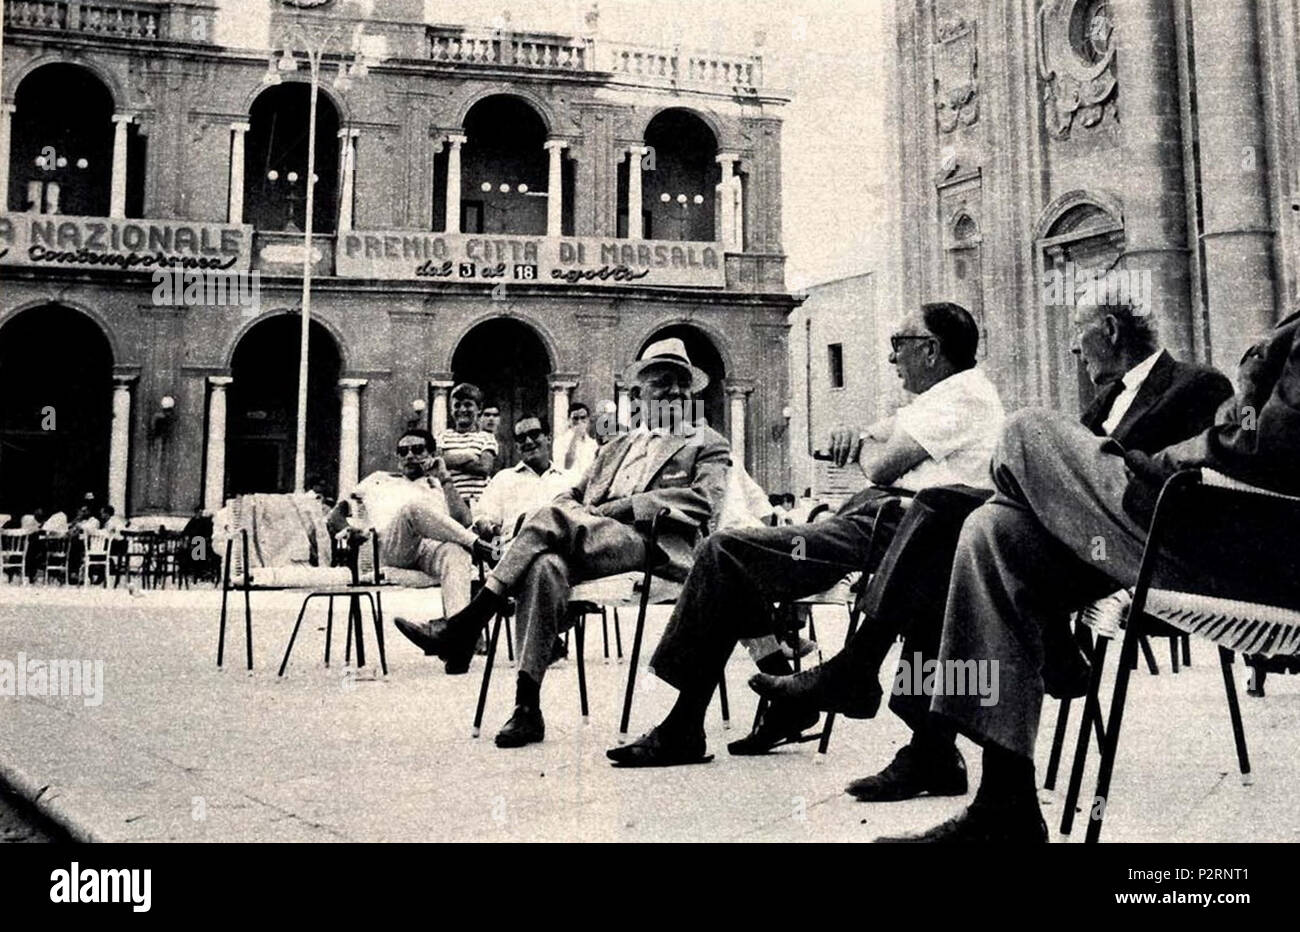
[890, 367, 1005, 492]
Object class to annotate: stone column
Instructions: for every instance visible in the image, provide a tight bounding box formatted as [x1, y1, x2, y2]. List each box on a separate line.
[108, 375, 137, 518]
[544, 139, 569, 237]
[1190, 0, 1277, 369]
[228, 122, 250, 224]
[549, 378, 577, 444]
[0, 105, 15, 212]
[429, 378, 454, 434]
[203, 376, 233, 513]
[616, 380, 632, 431]
[337, 127, 359, 233]
[625, 146, 647, 240]
[443, 133, 467, 234]
[1112, 0, 1194, 361]
[109, 113, 136, 219]
[338, 378, 367, 496]
[726, 384, 752, 472]
[715, 152, 742, 249]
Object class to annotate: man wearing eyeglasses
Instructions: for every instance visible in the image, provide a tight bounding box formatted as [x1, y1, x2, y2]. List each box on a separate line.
[606, 303, 1006, 767]
[330, 428, 490, 663]
[471, 417, 573, 546]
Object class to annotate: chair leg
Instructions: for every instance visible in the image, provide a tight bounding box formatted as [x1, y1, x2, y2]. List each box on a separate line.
[1138, 634, 1159, 675]
[1218, 648, 1251, 784]
[618, 606, 651, 740]
[613, 608, 624, 661]
[1044, 696, 1073, 791]
[370, 592, 388, 676]
[217, 540, 232, 668]
[504, 611, 516, 664]
[345, 606, 354, 664]
[1181, 635, 1191, 666]
[1061, 636, 1110, 836]
[278, 596, 315, 676]
[351, 595, 367, 669]
[817, 603, 865, 756]
[1169, 637, 1180, 674]
[717, 672, 730, 729]
[242, 583, 254, 672]
[600, 608, 610, 663]
[473, 613, 503, 738]
[324, 596, 335, 667]
[575, 616, 589, 722]
[1086, 625, 1141, 843]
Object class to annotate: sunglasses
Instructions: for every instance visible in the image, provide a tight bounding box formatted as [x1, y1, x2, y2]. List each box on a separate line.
[396, 442, 428, 456]
[570, 413, 589, 421]
[515, 430, 545, 443]
[890, 334, 934, 352]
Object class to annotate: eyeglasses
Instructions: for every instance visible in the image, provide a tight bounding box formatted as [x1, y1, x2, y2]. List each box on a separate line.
[570, 413, 589, 421]
[395, 442, 428, 456]
[514, 430, 545, 443]
[890, 334, 934, 352]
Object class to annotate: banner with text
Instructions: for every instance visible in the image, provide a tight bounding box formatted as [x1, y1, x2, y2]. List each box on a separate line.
[0, 213, 254, 273]
[335, 232, 726, 288]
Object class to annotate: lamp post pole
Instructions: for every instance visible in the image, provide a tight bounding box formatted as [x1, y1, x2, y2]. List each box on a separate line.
[292, 42, 323, 494]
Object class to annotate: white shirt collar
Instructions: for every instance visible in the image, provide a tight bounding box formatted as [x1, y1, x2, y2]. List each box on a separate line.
[1120, 349, 1163, 390]
[512, 460, 565, 477]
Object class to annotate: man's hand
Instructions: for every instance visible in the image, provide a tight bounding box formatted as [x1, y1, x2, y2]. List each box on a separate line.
[427, 456, 452, 484]
[594, 498, 634, 522]
[828, 426, 864, 469]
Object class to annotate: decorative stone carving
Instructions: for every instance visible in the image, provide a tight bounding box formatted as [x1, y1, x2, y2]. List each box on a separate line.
[1038, 0, 1117, 139]
[933, 14, 978, 133]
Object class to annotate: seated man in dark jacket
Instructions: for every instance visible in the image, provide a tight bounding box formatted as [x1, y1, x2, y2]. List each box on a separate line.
[752, 300, 1231, 804]
[876, 311, 1300, 842]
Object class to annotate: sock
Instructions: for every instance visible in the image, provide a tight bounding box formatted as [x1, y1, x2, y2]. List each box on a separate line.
[756, 651, 794, 677]
[448, 587, 504, 633]
[909, 719, 957, 761]
[515, 672, 540, 709]
[974, 743, 1036, 808]
[661, 683, 714, 737]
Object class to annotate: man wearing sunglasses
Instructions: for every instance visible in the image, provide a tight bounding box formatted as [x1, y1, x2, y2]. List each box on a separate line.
[330, 428, 488, 659]
[471, 417, 573, 546]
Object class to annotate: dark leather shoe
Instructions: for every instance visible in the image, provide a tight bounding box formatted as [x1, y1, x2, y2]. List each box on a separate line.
[471, 537, 499, 568]
[394, 616, 478, 673]
[494, 705, 545, 748]
[393, 616, 439, 655]
[727, 700, 820, 755]
[749, 663, 883, 719]
[846, 743, 967, 802]
[607, 727, 713, 767]
[874, 798, 1048, 843]
[1043, 637, 1091, 700]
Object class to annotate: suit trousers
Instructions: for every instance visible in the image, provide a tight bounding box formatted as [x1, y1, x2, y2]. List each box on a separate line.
[490, 504, 651, 683]
[932, 409, 1150, 758]
[381, 502, 474, 615]
[650, 489, 902, 692]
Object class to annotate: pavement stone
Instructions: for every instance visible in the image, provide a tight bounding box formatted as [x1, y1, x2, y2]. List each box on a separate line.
[0, 584, 1297, 842]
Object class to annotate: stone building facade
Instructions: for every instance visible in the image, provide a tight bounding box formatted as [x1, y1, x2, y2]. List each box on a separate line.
[896, 0, 1300, 417]
[0, 0, 798, 520]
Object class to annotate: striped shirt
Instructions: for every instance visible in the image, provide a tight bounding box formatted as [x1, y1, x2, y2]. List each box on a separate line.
[436, 429, 499, 504]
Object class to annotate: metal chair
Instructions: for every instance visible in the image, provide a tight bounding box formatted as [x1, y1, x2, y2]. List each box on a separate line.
[1056, 469, 1300, 842]
[81, 529, 114, 587]
[115, 530, 157, 589]
[42, 533, 72, 584]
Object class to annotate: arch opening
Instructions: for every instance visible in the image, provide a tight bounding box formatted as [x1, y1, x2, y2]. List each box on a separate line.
[245, 83, 341, 234]
[450, 318, 552, 468]
[445, 95, 553, 236]
[623, 109, 719, 241]
[637, 323, 727, 432]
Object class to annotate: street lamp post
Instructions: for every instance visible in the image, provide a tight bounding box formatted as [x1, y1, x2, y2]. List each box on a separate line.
[270, 25, 371, 493]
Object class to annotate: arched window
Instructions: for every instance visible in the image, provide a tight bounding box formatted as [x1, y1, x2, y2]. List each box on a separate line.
[245, 84, 341, 233]
[445, 95, 554, 237]
[626, 110, 719, 241]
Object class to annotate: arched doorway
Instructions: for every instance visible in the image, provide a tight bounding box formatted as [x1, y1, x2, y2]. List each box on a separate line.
[638, 324, 727, 432]
[226, 316, 342, 498]
[443, 95, 552, 236]
[0, 305, 113, 517]
[450, 318, 551, 468]
[1038, 198, 1126, 414]
[245, 83, 340, 233]
[8, 63, 142, 216]
[626, 109, 719, 241]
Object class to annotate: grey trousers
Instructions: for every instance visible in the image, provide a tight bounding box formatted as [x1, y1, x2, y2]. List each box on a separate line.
[489, 504, 649, 683]
[932, 409, 1150, 758]
[380, 502, 475, 615]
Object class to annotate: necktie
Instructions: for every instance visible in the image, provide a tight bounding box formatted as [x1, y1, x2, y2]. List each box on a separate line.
[1091, 379, 1125, 433]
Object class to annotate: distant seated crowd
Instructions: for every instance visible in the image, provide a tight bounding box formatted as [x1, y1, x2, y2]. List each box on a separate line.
[357, 299, 1299, 844]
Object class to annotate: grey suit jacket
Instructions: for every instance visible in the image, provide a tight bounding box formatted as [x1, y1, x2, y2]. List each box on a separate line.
[555, 425, 731, 580]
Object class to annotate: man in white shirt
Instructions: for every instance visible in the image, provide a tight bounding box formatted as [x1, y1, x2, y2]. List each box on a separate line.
[472, 417, 574, 544]
[554, 402, 598, 479]
[609, 302, 1006, 767]
[330, 429, 490, 671]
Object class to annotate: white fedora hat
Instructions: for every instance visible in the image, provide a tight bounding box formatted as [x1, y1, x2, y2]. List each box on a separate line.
[623, 337, 709, 393]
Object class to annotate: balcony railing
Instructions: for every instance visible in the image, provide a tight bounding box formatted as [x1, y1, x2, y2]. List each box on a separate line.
[5, 0, 165, 39]
[426, 25, 764, 91]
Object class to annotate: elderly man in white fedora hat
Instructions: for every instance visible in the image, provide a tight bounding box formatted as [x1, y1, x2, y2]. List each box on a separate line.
[394, 337, 731, 748]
